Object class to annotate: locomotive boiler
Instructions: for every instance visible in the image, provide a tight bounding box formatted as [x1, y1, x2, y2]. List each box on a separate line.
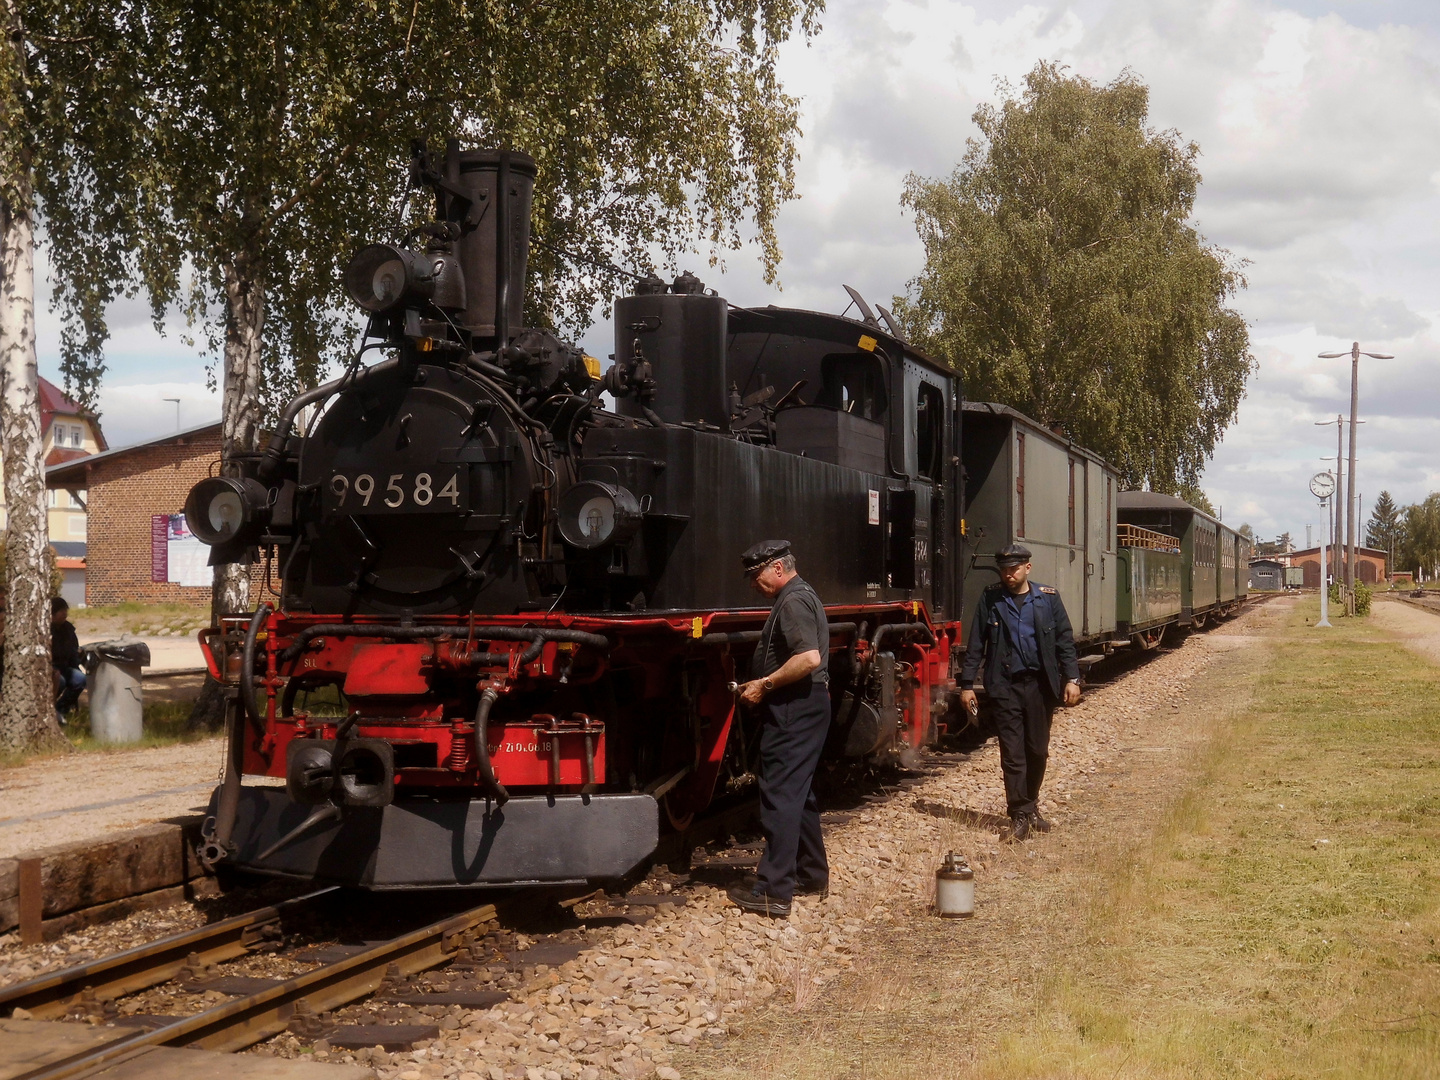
[189, 140, 963, 889]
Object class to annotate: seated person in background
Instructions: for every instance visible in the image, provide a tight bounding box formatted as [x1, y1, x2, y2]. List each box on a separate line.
[51, 597, 85, 717]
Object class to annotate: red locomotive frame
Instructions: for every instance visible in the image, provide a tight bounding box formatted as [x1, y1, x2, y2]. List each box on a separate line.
[203, 603, 958, 838]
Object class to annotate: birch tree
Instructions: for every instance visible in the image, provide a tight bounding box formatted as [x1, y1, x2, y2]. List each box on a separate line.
[0, 0, 62, 752]
[896, 63, 1254, 493]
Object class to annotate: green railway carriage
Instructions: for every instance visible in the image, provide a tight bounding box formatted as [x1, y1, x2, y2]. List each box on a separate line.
[1115, 524, 1183, 646]
[1115, 492, 1247, 627]
[960, 407, 1249, 669]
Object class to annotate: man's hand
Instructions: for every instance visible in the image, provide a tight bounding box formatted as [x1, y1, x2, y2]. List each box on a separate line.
[1063, 681, 1082, 707]
[958, 689, 979, 718]
[739, 680, 766, 706]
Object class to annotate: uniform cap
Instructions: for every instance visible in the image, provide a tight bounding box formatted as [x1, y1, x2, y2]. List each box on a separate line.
[995, 543, 1032, 567]
[741, 539, 792, 575]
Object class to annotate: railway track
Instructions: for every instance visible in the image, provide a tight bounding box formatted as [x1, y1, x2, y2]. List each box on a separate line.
[0, 889, 514, 1080]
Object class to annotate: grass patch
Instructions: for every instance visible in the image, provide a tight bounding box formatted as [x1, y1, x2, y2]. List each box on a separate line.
[978, 597, 1440, 1078]
[72, 602, 210, 638]
[0, 699, 215, 769]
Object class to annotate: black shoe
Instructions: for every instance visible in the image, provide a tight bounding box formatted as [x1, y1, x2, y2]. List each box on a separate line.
[795, 876, 830, 899]
[1004, 813, 1031, 843]
[1030, 813, 1052, 833]
[727, 883, 791, 918]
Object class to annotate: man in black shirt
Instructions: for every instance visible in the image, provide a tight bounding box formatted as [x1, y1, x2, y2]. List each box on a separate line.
[52, 597, 86, 718]
[728, 540, 831, 918]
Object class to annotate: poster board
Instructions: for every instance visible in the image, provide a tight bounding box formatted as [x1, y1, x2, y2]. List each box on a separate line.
[151, 513, 210, 587]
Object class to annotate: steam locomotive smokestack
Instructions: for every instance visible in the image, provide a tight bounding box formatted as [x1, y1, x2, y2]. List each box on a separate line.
[436, 143, 536, 345]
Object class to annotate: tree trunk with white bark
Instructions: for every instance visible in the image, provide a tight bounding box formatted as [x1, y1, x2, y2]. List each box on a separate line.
[1, 171, 66, 753]
[188, 253, 265, 731]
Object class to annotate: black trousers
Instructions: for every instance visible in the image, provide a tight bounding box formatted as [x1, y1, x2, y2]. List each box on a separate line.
[990, 669, 1054, 817]
[756, 680, 831, 901]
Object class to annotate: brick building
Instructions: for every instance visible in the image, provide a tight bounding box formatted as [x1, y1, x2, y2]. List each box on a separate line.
[45, 422, 262, 607]
[1289, 545, 1388, 589]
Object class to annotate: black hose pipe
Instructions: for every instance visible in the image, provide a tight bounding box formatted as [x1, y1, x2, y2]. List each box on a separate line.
[279, 623, 609, 663]
[240, 603, 273, 728]
[256, 358, 400, 481]
[473, 688, 509, 806]
[698, 621, 857, 646]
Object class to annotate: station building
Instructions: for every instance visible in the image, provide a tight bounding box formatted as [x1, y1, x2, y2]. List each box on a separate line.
[45, 421, 262, 607]
[1289, 545, 1387, 588]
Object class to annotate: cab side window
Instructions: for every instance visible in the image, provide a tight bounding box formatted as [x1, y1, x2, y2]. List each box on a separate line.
[915, 383, 944, 480]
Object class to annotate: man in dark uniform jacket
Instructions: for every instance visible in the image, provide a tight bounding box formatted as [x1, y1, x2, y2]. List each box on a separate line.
[728, 540, 831, 918]
[958, 544, 1081, 841]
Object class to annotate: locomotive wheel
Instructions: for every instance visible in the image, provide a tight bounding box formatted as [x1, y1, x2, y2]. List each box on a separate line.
[663, 791, 696, 832]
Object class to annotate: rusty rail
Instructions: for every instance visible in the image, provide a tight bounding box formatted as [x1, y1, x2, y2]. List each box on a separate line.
[13, 898, 502, 1080]
[0, 888, 338, 1021]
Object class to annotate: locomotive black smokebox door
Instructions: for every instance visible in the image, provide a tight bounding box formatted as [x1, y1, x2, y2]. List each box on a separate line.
[885, 488, 917, 590]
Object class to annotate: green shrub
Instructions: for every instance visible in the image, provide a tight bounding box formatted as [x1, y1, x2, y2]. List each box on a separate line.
[1326, 581, 1372, 615]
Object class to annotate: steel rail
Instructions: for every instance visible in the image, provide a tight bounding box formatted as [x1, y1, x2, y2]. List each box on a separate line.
[14, 898, 501, 1080]
[0, 887, 339, 1021]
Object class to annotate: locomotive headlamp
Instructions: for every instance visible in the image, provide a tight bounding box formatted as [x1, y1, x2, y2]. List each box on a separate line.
[184, 476, 270, 545]
[343, 243, 436, 313]
[557, 481, 643, 550]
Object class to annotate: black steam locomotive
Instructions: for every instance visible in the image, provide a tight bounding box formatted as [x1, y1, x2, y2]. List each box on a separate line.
[188, 140, 966, 889]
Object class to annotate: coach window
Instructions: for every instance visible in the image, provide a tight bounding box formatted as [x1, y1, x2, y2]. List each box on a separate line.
[915, 383, 944, 480]
[1067, 459, 1077, 546]
[1016, 432, 1026, 537]
[1106, 477, 1114, 550]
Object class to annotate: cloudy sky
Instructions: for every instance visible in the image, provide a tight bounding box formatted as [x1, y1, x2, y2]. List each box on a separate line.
[33, 0, 1440, 546]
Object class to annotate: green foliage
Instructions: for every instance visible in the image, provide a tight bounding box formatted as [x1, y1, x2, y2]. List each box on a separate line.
[895, 62, 1254, 492]
[35, 0, 823, 417]
[1177, 481, 1216, 516]
[1237, 522, 1255, 540]
[1326, 580, 1372, 616]
[1366, 489, 1402, 554]
[1399, 493, 1440, 579]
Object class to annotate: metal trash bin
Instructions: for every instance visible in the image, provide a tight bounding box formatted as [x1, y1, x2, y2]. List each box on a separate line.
[81, 639, 152, 743]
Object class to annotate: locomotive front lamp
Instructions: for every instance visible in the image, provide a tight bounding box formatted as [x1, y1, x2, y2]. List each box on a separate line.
[343, 243, 437, 313]
[184, 476, 270, 545]
[557, 481, 643, 549]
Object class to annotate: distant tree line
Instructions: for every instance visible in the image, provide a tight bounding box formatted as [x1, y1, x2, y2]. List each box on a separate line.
[1368, 490, 1440, 581]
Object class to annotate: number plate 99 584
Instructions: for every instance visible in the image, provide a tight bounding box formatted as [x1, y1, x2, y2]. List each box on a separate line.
[324, 469, 468, 514]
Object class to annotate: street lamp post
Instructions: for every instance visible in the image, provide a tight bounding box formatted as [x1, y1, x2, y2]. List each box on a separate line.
[1318, 342, 1392, 613]
[1310, 471, 1336, 627]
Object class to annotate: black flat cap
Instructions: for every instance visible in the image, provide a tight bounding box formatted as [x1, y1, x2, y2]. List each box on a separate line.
[995, 543, 1032, 567]
[741, 539, 791, 575]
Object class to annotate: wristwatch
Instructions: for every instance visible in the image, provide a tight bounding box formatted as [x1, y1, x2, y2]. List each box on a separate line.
[762, 676, 775, 693]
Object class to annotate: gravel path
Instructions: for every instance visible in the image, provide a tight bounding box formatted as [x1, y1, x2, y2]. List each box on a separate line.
[1370, 596, 1440, 665]
[0, 739, 223, 858]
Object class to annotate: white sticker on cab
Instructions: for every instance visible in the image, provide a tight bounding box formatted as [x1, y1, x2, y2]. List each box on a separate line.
[868, 490, 880, 525]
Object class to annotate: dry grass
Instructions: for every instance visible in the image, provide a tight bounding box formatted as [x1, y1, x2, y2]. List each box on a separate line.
[683, 598, 1440, 1078]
